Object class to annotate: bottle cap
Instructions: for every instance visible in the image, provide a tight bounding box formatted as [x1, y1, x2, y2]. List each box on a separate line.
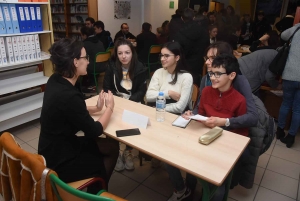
[158, 92, 164, 96]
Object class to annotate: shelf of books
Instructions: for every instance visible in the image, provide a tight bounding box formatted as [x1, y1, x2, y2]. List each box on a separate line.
[50, 0, 97, 41]
[0, 0, 54, 132]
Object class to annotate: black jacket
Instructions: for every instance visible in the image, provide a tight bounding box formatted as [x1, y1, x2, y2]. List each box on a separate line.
[83, 36, 105, 73]
[103, 61, 147, 103]
[168, 14, 184, 42]
[95, 30, 112, 50]
[174, 21, 209, 73]
[253, 18, 271, 40]
[114, 30, 136, 43]
[275, 16, 294, 33]
[136, 31, 158, 63]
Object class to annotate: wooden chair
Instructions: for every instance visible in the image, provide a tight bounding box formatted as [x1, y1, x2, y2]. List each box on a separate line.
[50, 174, 127, 201]
[192, 84, 199, 109]
[106, 46, 114, 56]
[146, 45, 162, 78]
[0, 132, 107, 201]
[94, 52, 111, 94]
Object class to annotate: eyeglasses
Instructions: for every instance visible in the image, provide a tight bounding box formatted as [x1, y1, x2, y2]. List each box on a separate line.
[208, 71, 227, 78]
[79, 54, 89, 61]
[159, 54, 175, 60]
[204, 56, 215, 62]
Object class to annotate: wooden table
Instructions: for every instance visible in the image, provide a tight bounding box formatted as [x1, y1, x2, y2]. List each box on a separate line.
[86, 96, 250, 200]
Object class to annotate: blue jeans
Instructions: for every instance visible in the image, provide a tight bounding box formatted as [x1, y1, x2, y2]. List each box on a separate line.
[278, 80, 300, 136]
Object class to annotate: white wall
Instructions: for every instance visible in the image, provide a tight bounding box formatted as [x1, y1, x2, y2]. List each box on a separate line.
[97, 0, 178, 38]
[144, 0, 179, 32]
[97, 0, 143, 39]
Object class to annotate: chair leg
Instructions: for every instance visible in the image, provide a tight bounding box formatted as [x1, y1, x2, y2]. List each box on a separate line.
[139, 152, 143, 166]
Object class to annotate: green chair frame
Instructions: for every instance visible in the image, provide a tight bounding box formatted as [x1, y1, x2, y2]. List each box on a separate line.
[49, 174, 114, 201]
[94, 51, 111, 94]
[146, 45, 162, 78]
[106, 46, 114, 56]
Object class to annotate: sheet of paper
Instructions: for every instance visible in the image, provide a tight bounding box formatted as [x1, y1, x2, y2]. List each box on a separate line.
[122, 109, 150, 129]
[172, 116, 191, 128]
[190, 114, 208, 121]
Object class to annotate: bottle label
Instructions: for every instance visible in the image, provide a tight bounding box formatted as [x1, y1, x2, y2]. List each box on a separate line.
[156, 101, 165, 109]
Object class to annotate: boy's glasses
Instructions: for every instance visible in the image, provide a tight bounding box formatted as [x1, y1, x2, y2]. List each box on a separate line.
[159, 54, 174, 60]
[208, 71, 227, 78]
[79, 54, 89, 61]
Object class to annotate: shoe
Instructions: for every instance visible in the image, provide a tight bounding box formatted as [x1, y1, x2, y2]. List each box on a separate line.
[123, 150, 135, 170]
[280, 134, 295, 148]
[114, 152, 125, 171]
[151, 158, 161, 168]
[168, 186, 191, 201]
[276, 127, 285, 139]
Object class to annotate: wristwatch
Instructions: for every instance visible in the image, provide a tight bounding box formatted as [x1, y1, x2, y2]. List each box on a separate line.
[225, 118, 230, 127]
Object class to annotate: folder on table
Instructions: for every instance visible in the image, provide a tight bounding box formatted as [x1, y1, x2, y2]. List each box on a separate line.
[0, 37, 8, 65]
[1, 4, 13, 34]
[35, 5, 42, 31]
[15, 5, 27, 33]
[9, 4, 20, 33]
[23, 5, 32, 32]
[0, 6, 6, 34]
[29, 5, 37, 32]
[5, 37, 15, 64]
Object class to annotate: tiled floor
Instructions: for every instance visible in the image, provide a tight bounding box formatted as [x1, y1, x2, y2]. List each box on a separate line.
[4, 120, 300, 201]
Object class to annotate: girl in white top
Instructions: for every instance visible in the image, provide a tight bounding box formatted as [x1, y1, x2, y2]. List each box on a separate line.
[146, 41, 193, 114]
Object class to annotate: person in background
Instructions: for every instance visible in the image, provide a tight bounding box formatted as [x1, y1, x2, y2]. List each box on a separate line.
[249, 30, 280, 52]
[276, 23, 300, 148]
[94, 21, 113, 50]
[252, 10, 271, 41]
[136, 22, 158, 64]
[38, 38, 119, 193]
[275, 9, 295, 33]
[209, 25, 218, 44]
[194, 13, 209, 30]
[146, 41, 193, 201]
[227, 26, 242, 50]
[85, 17, 95, 28]
[174, 8, 210, 86]
[103, 38, 148, 171]
[226, 5, 240, 29]
[80, 26, 106, 93]
[161, 20, 170, 38]
[168, 9, 184, 41]
[207, 12, 217, 26]
[198, 6, 208, 16]
[241, 14, 254, 45]
[114, 23, 136, 43]
[156, 27, 168, 44]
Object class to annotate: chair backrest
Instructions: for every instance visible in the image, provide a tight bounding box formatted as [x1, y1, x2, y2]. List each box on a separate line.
[50, 174, 114, 201]
[149, 45, 161, 54]
[95, 52, 111, 63]
[0, 132, 57, 201]
[192, 84, 199, 109]
[106, 47, 114, 56]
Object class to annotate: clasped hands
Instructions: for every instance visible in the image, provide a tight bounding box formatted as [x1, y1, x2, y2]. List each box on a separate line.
[182, 110, 226, 128]
[96, 90, 115, 112]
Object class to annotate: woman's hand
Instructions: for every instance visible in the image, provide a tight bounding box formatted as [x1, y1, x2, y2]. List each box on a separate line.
[105, 90, 115, 111]
[182, 110, 193, 120]
[168, 90, 181, 101]
[96, 90, 105, 111]
[200, 117, 226, 128]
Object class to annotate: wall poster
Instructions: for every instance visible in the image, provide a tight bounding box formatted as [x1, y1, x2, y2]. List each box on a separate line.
[114, 1, 131, 19]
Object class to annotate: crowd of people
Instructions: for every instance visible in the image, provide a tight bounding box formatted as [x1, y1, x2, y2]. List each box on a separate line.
[38, 4, 300, 201]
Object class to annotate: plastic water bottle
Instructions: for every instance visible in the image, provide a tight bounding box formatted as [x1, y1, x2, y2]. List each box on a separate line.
[156, 92, 166, 122]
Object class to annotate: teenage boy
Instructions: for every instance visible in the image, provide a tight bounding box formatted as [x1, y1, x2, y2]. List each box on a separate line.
[199, 53, 248, 136]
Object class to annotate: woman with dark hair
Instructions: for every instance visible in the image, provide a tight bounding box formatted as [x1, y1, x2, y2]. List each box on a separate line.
[226, 5, 240, 28]
[208, 25, 218, 44]
[207, 12, 217, 25]
[146, 41, 193, 114]
[38, 39, 119, 191]
[253, 10, 271, 40]
[103, 38, 148, 172]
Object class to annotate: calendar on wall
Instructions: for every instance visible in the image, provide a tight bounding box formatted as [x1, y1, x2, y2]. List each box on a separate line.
[114, 1, 131, 19]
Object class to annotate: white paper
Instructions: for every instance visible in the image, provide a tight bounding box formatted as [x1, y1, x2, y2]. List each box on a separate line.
[172, 116, 191, 128]
[122, 109, 150, 129]
[190, 114, 208, 121]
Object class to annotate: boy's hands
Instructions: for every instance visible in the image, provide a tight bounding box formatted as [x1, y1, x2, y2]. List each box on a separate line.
[182, 110, 193, 120]
[200, 117, 226, 128]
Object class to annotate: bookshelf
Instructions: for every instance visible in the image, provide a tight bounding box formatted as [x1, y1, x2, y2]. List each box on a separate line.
[50, 0, 98, 41]
[0, 1, 54, 132]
